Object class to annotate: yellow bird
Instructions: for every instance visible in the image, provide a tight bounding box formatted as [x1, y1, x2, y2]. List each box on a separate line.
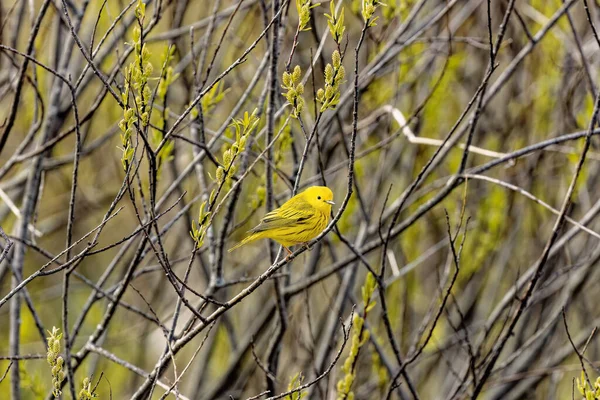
[229, 186, 335, 255]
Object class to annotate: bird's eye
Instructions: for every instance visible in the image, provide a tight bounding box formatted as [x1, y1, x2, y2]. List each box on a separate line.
[317, 196, 321, 200]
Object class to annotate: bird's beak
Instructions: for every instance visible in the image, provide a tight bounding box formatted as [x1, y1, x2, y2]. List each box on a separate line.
[325, 200, 335, 205]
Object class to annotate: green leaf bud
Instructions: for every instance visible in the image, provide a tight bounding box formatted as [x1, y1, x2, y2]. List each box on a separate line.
[325, 85, 334, 100]
[332, 50, 341, 68]
[223, 149, 232, 165]
[133, 26, 141, 43]
[325, 64, 334, 84]
[296, 97, 304, 114]
[119, 119, 127, 132]
[283, 72, 292, 88]
[292, 65, 302, 83]
[216, 166, 225, 183]
[317, 88, 324, 101]
[336, 66, 345, 84]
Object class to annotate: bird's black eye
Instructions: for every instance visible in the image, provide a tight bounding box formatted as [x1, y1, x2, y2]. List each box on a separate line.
[317, 196, 321, 200]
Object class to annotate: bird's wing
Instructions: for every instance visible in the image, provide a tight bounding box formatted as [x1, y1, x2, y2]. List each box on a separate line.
[249, 199, 313, 233]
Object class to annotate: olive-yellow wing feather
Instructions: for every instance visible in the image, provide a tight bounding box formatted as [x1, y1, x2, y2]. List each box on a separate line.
[228, 197, 314, 251]
[250, 201, 313, 233]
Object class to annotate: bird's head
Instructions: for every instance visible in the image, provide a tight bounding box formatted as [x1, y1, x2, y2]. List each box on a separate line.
[302, 186, 335, 214]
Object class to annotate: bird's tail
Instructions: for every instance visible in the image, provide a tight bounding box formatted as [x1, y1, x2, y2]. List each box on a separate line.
[228, 233, 259, 253]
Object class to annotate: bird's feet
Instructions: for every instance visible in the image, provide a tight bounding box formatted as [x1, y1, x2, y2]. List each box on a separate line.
[301, 242, 313, 251]
[284, 246, 293, 261]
